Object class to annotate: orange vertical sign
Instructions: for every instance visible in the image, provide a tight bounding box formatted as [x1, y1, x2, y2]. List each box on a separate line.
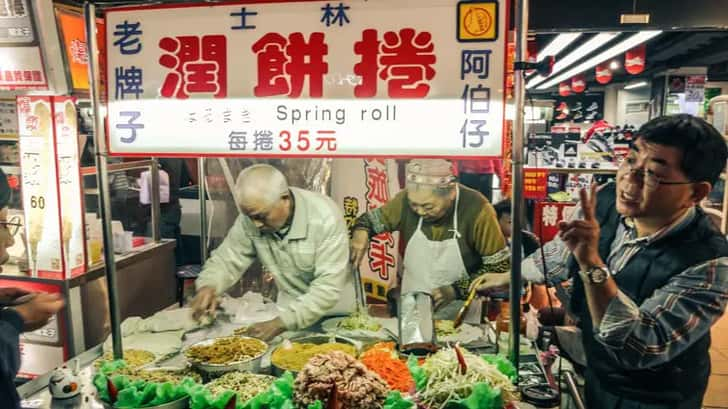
[56, 7, 106, 93]
[57, 9, 89, 91]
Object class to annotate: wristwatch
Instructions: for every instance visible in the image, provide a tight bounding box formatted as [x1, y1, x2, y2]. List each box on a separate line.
[580, 265, 610, 284]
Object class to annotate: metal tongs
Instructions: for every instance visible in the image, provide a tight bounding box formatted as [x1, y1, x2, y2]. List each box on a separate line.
[352, 263, 367, 313]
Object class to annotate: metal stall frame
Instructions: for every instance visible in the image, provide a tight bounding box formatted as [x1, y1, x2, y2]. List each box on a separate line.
[83, 0, 529, 371]
[510, 0, 528, 369]
[84, 3, 162, 359]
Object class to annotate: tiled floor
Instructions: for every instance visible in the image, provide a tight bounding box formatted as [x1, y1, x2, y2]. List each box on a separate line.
[705, 313, 728, 408]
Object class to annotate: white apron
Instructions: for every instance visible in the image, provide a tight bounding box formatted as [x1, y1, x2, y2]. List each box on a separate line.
[400, 186, 482, 323]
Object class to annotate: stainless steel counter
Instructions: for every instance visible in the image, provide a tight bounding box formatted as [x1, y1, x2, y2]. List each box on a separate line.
[16, 312, 537, 409]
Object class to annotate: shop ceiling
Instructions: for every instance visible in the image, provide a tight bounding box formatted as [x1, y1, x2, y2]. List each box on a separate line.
[527, 0, 728, 92]
[529, 0, 728, 32]
[527, 30, 728, 93]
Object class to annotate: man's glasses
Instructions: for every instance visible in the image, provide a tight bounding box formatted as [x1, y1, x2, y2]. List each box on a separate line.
[0, 215, 22, 236]
[620, 156, 694, 191]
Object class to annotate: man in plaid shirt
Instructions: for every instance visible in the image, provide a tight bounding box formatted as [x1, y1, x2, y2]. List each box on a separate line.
[476, 115, 728, 409]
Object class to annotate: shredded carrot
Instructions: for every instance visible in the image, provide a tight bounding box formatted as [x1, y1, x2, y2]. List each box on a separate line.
[364, 342, 397, 355]
[361, 345, 414, 393]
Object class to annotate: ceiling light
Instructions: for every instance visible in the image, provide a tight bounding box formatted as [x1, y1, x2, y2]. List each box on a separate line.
[610, 60, 620, 70]
[536, 33, 582, 62]
[624, 81, 648, 90]
[527, 33, 619, 89]
[536, 31, 662, 90]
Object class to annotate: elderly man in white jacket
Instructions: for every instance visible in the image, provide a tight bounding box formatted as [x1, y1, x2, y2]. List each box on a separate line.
[191, 164, 354, 340]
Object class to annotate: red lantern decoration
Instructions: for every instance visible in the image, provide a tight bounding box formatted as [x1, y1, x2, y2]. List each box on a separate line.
[595, 63, 612, 84]
[571, 74, 586, 93]
[527, 40, 539, 75]
[559, 82, 571, 97]
[625, 44, 646, 75]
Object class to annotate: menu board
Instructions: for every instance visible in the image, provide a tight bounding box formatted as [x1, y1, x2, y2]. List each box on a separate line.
[53, 96, 86, 276]
[17, 96, 85, 279]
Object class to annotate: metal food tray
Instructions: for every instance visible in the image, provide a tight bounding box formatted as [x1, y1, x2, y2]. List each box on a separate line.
[184, 336, 268, 376]
[270, 334, 359, 377]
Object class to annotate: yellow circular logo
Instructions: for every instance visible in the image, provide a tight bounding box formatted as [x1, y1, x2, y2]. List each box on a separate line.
[463, 7, 493, 36]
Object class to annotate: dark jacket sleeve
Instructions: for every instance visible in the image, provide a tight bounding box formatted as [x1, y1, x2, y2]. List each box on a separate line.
[0, 308, 23, 408]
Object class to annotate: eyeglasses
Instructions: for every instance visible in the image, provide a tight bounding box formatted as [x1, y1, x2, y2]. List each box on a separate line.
[0, 215, 22, 236]
[620, 157, 694, 191]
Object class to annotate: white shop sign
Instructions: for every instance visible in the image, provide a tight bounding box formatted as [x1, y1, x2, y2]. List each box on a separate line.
[105, 0, 507, 157]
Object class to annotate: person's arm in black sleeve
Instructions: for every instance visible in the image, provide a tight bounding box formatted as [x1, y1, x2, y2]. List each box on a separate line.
[0, 308, 24, 408]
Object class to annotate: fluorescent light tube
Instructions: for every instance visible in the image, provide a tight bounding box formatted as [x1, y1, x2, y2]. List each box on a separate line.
[537, 33, 582, 62]
[536, 31, 662, 90]
[527, 33, 619, 89]
[624, 81, 648, 90]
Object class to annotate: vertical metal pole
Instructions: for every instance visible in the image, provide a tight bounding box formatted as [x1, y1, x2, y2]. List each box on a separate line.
[661, 73, 670, 117]
[84, 2, 122, 360]
[721, 174, 728, 235]
[150, 158, 161, 242]
[198, 158, 208, 262]
[510, 0, 529, 370]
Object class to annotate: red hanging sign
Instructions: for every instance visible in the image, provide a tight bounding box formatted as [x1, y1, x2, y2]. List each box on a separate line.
[558, 82, 571, 97]
[523, 168, 548, 199]
[533, 202, 578, 242]
[571, 74, 586, 93]
[595, 63, 612, 84]
[527, 40, 539, 75]
[625, 44, 646, 75]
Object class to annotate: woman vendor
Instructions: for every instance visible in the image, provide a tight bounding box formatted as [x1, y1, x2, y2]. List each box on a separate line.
[350, 159, 511, 319]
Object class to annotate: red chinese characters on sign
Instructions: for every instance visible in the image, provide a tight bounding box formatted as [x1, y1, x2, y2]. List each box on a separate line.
[252, 32, 328, 97]
[17, 97, 31, 115]
[277, 130, 338, 152]
[25, 116, 39, 132]
[523, 168, 548, 199]
[364, 160, 395, 281]
[369, 233, 395, 279]
[534, 202, 577, 242]
[159, 35, 227, 99]
[354, 28, 436, 98]
[365, 166, 389, 204]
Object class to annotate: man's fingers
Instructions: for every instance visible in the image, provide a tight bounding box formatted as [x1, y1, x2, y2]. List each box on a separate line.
[579, 183, 598, 222]
[579, 188, 594, 221]
[560, 227, 592, 246]
[569, 220, 596, 229]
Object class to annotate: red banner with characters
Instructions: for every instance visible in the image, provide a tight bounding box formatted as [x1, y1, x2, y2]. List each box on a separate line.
[523, 168, 548, 199]
[331, 159, 401, 302]
[533, 201, 578, 242]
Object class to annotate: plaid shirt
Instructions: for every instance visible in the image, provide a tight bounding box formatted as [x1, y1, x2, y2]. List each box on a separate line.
[523, 205, 728, 369]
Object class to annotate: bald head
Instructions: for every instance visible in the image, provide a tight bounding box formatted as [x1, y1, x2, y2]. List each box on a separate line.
[234, 165, 292, 233]
[234, 164, 289, 208]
